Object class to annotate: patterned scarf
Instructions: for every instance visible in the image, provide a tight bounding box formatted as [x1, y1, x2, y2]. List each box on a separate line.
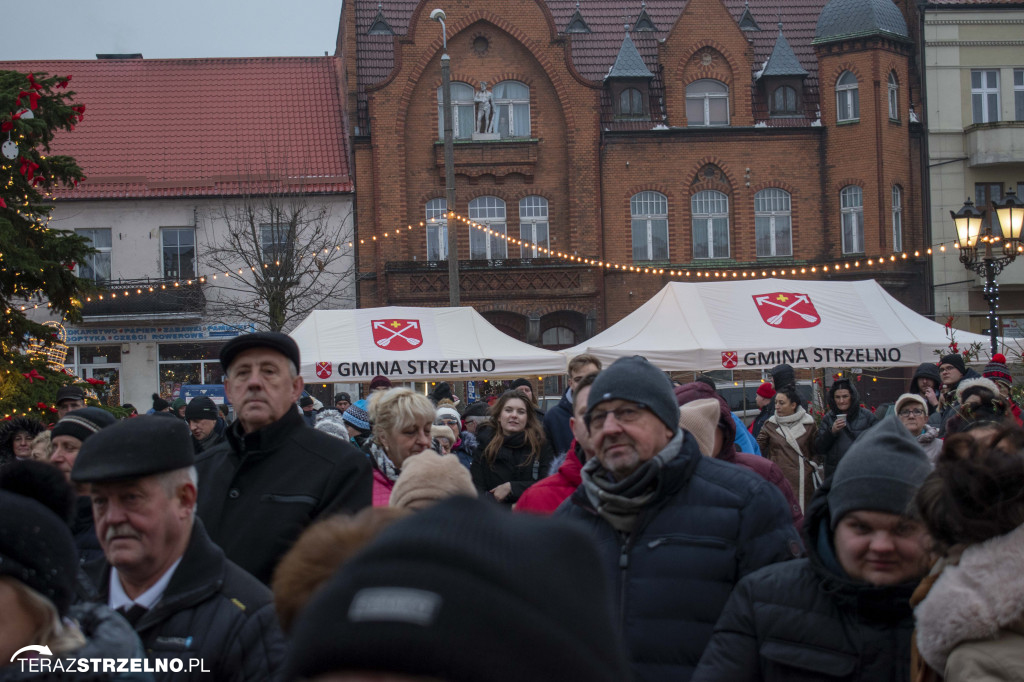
[368, 439, 400, 483]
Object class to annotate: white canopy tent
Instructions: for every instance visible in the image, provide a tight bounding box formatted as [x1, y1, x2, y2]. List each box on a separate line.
[289, 306, 567, 382]
[563, 279, 991, 371]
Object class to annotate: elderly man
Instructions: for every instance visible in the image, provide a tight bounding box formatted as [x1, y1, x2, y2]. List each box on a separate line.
[195, 332, 372, 584]
[557, 356, 801, 682]
[72, 415, 286, 681]
[543, 354, 602, 459]
[55, 384, 86, 419]
[185, 396, 224, 454]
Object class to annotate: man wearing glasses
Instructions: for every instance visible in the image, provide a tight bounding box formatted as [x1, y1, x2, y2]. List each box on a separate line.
[557, 355, 801, 682]
[894, 393, 942, 464]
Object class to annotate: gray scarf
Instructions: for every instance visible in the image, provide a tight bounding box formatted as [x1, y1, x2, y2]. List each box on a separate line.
[581, 431, 684, 534]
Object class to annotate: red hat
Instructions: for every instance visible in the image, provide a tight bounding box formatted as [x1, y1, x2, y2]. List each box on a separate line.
[756, 383, 776, 399]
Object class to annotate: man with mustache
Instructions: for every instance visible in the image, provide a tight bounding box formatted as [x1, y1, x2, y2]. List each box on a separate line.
[72, 415, 286, 681]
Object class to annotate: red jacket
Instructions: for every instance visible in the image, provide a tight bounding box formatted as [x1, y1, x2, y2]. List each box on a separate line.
[514, 440, 583, 515]
[729, 449, 804, 531]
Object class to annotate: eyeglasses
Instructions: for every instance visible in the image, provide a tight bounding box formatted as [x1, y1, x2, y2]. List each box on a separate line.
[587, 404, 648, 429]
[898, 408, 926, 417]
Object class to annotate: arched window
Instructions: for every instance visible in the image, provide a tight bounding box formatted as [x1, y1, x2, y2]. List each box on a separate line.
[630, 191, 669, 261]
[425, 198, 448, 261]
[468, 196, 507, 260]
[840, 186, 864, 254]
[691, 190, 730, 259]
[519, 196, 549, 258]
[892, 185, 903, 252]
[686, 79, 729, 126]
[755, 189, 792, 257]
[771, 86, 798, 116]
[493, 81, 530, 138]
[888, 72, 899, 120]
[836, 71, 859, 122]
[619, 88, 644, 117]
[437, 82, 476, 140]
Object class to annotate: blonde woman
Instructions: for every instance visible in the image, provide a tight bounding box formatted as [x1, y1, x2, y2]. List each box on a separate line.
[365, 387, 436, 506]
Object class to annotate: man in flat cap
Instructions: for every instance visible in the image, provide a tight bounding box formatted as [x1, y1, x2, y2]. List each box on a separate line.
[72, 415, 285, 681]
[55, 384, 86, 419]
[194, 331, 372, 584]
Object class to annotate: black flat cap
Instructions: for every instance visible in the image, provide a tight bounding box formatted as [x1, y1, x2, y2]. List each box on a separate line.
[71, 415, 195, 483]
[55, 385, 85, 404]
[219, 331, 300, 372]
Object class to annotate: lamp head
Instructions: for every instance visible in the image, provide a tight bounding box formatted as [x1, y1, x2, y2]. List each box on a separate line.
[430, 8, 446, 22]
[951, 197, 984, 250]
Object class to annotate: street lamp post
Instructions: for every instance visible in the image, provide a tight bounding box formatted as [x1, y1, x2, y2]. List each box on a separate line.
[430, 8, 460, 307]
[951, 190, 1024, 355]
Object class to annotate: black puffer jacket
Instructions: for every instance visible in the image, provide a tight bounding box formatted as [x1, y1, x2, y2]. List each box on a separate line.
[692, 478, 919, 682]
[814, 383, 877, 479]
[83, 519, 286, 682]
[542, 390, 574, 458]
[71, 494, 103, 565]
[909, 362, 942, 416]
[0, 602, 150, 682]
[471, 424, 554, 504]
[557, 432, 802, 682]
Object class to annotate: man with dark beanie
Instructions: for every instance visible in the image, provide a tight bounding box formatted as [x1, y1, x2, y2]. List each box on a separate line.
[287, 495, 632, 682]
[693, 414, 932, 681]
[935, 353, 980, 435]
[185, 396, 224, 453]
[557, 355, 801, 682]
[195, 331, 372, 584]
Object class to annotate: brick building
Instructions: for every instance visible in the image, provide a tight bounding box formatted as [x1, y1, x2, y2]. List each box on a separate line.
[342, 0, 930, 353]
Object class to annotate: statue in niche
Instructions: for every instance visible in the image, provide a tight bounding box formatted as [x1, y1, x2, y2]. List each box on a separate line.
[474, 81, 494, 134]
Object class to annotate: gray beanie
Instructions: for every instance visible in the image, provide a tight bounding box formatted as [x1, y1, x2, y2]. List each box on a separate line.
[829, 414, 931, 529]
[586, 356, 678, 433]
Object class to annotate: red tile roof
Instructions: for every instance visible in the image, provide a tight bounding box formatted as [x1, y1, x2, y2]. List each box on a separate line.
[0, 57, 352, 199]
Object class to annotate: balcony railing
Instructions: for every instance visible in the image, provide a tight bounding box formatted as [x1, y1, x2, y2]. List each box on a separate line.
[80, 278, 206, 321]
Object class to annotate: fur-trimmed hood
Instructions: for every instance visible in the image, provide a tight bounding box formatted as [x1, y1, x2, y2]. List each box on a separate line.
[914, 522, 1024, 673]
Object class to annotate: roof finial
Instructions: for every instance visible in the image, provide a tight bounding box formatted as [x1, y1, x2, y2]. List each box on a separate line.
[777, 10, 782, 31]
[378, 0, 382, 9]
[576, 0, 580, 8]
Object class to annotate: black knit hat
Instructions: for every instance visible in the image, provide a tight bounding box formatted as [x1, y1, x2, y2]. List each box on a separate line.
[510, 377, 533, 390]
[0, 490, 77, 616]
[586, 355, 679, 432]
[72, 414, 195, 483]
[51, 406, 117, 443]
[185, 396, 219, 421]
[299, 396, 315, 408]
[939, 353, 967, 376]
[152, 393, 170, 412]
[219, 331, 301, 372]
[287, 496, 631, 682]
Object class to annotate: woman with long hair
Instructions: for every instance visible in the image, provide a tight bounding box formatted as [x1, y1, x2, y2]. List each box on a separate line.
[471, 390, 553, 504]
[365, 388, 436, 506]
[911, 426, 1024, 681]
[757, 386, 820, 513]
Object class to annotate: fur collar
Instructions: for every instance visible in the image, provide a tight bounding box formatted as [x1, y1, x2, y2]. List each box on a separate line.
[915, 522, 1024, 673]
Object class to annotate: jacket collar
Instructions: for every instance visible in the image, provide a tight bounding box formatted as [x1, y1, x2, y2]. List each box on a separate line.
[225, 406, 304, 456]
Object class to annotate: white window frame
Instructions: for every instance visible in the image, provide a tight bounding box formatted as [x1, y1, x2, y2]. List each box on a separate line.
[1014, 69, 1023, 121]
[518, 196, 549, 259]
[492, 81, 531, 138]
[160, 227, 197, 281]
[425, 198, 448, 261]
[691, 190, 730, 259]
[630, 191, 669, 261]
[686, 79, 729, 127]
[754, 189, 792, 257]
[888, 72, 899, 120]
[437, 82, 476, 140]
[841, 186, 864, 254]
[75, 228, 112, 283]
[468, 196, 508, 260]
[892, 186, 903, 252]
[971, 69, 1000, 124]
[836, 71, 860, 122]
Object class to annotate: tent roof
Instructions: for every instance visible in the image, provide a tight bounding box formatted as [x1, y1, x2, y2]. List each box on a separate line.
[290, 306, 567, 382]
[564, 279, 991, 370]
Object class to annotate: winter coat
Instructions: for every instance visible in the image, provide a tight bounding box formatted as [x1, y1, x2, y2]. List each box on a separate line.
[514, 440, 583, 514]
[470, 425, 554, 504]
[83, 519, 286, 682]
[910, 363, 943, 416]
[371, 467, 393, 506]
[195, 407, 372, 584]
[913, 523, 1024, 682]
[934, 368, 981, 435]
[0, 602, 151, 682]
[0, 416, 45, 469]
[732, 414, 761, 456]
[915, 425, 942, 465]
[749, 402, 773, 439]
[692, 478, 920, 682]
[191, 428, 225, 455]
[557, 432, 802, 682]
[814, 383, 877, 479]
[542, 390, 574, 458]
[726, 448, 804, 531]
[72, 495, 104, 565]
[451, 429, 477, 469]
[757, 410, 818, 512]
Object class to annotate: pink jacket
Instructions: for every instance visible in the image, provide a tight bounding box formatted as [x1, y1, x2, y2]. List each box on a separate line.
[372, 467, 394, 507]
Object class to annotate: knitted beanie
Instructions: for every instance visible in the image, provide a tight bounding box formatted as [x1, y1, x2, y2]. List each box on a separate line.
[677, 399, 720, 457]
[342, 405, 371, 432]
[587, 355, 679, 433]
[756, 383, 776, 399]
[286, 496, 631, 682]
[369, 375, 393, 391]
[939, 353, 967, 376]
[152, 393, 170, 412]
[51, 406, 117, 443]
[430, 425, 457, 444]
[184, 396, 219, 421]
[170, 398, 187, 411]
[510, 378, 533, 391]
[315, 409, 351, 441]
[983, 353, 1013, 386]
[389, 451, 476, 511]
[828, 415, 931, 528]
[435, 406, 461, 424]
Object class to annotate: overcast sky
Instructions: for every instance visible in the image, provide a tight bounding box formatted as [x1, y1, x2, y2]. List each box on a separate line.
[0, 0, 343, 60]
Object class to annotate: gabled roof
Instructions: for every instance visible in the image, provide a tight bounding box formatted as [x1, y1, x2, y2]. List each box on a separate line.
[606, 31, 655, 79]
[758, 26, 809, 78]
[565, 4, 593, 32]
[368, 4, 395, 34]
[634, 4, 659, 30]
[0, 57, 352, 199]
[813, 0, 910, 43]
[738, 2, 762, 30]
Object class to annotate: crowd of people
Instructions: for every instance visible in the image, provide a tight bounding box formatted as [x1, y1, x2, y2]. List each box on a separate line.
[2, 333, 1024, 681]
